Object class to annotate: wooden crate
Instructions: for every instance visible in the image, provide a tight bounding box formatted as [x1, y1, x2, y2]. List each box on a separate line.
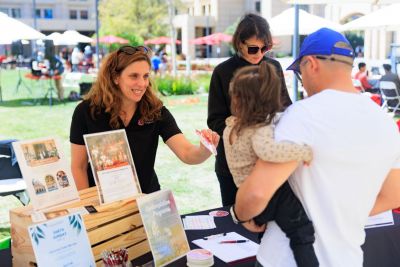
[10, 187, 150, 266]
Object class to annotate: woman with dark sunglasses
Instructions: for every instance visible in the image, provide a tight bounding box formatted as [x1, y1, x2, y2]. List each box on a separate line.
[207, 13, 292, 206]
[70, 46, 219, 193]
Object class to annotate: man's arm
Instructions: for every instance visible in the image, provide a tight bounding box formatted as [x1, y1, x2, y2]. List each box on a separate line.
[235, 159, 298, 221]
[370, 168, 400, 216]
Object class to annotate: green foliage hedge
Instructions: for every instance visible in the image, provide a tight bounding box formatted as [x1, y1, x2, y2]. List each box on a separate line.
[153, 74, 211, 95]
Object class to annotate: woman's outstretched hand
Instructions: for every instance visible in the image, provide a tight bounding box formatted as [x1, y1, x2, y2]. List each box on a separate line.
[196, 129, 220, 155]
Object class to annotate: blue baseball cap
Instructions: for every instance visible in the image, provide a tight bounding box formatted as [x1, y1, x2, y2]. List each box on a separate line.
[287, 27, 354, 72]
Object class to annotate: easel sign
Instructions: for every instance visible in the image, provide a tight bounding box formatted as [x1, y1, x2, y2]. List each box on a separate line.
[137, 189, 190, 267]
[84, 129, 141, 204]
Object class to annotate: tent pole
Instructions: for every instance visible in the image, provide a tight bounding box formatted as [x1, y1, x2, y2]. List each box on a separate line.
[292, 4, 300, 102]
[95, 0, 100, 69]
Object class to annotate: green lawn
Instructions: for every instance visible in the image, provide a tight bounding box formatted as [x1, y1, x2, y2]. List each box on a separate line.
[0, 69, 221, 214]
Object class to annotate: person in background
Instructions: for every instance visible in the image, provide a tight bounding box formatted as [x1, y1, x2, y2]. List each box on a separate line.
[159, 52, 169, 76]
[70, 45, 219, 193]
[354, 62, 378, 93]
[234, 27, 400, 267]
[84, 45, 93, 70]
[60, 47, 70, 72]
[151, 53, 161, 74]
[50, 54, 65, 101]
[71, 47, 82, 72]
[207, 13, 291, 206]
[224, 61, 317, 266]
[380, 63, 400, 94]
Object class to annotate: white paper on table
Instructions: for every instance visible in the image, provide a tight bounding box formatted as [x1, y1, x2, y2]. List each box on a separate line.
[365, 210, 394, 229]
[29, 212, 95, 267]
[182, 215, 216, 230]
[97, 165, 139, 203]
[192, 232, 258, 263]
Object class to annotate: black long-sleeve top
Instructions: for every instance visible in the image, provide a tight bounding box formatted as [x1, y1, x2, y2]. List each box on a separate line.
[207, 54, 292, 176]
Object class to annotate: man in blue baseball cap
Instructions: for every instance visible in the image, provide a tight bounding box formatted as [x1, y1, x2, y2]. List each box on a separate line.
[234, 28, 400, 266]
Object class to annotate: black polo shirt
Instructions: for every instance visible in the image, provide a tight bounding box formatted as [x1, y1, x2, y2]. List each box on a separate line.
[70, 100, 182, 193]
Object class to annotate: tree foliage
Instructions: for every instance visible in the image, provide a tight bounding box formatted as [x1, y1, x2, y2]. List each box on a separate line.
[99, 0, 170, 40]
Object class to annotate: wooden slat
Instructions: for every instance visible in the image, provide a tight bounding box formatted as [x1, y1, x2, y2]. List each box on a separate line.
[83, 199, 139, 230]
[87, 213, 143, 245]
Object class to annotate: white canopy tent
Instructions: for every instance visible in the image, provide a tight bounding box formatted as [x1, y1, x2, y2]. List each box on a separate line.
[269, 7, 342, 36]
[342, 3, 400, 30]
[45, 32, 65, 45]
[46, 30, 93, 46]
[0, 12, 45, 44]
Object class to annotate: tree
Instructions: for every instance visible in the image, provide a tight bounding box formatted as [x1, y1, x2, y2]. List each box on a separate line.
[99, 0, 170, 40]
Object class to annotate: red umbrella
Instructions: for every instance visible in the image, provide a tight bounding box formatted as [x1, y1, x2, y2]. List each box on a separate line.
[144, 36, 181, 45]
[98, 35, 129, 44]
[191, 33, 232, 45]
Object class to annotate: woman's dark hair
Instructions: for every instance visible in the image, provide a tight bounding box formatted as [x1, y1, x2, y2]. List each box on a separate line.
[85, 46, 163, 129]
[229, 61, 282, 135]
[232, 13, 273, 53]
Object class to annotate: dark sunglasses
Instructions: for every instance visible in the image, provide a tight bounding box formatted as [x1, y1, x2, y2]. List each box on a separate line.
[294, 71, 303, 86]
[244, 43, 269, 55]
[117, 45, 151, 55]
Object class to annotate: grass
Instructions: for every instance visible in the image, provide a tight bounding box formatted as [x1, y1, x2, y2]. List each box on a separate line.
[0, 69, 221, 214]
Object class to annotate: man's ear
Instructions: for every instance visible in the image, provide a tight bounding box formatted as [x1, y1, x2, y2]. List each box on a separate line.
[308, 56, 320, 73]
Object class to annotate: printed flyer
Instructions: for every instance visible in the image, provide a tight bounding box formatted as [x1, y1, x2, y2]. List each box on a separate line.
[137, 189, 190, 267]
[84, 129, 141, 204]
[12, 137, 79, 210]
[29, 212, 95, 267]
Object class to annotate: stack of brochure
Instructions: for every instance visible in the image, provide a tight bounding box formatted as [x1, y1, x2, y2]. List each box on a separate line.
[186, 249, 214, 267]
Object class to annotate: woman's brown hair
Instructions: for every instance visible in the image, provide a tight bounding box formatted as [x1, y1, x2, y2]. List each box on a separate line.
[85, 46, 163, 128]
[232, 13, 273, 54]
[229, 61, 282, 135]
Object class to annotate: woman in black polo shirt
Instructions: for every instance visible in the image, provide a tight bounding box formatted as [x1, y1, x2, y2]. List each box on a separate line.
[207, 14, 292, 206]
[70, 46, 219, 193]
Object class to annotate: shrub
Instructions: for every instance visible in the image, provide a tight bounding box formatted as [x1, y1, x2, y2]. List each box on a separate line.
[153, 73, 212, 95]
[154, 76, 194, 95]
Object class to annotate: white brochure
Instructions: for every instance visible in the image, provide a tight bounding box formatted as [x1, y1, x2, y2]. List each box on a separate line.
[29, 212, 95, 267]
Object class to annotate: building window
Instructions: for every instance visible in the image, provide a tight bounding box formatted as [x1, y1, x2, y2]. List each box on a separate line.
[0, 8, 9, 16]
[80, 10, 88, 19]
[202, 5, 206, 15]
[44, 9, 53, 19]
[11, 8, 21, 18]
[255, 1, 261, 13]
[35, 9, 41, 18]
[69, 10, 77, 19]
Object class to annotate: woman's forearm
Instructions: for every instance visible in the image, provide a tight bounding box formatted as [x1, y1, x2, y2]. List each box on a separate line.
[72, 166, 89, 190]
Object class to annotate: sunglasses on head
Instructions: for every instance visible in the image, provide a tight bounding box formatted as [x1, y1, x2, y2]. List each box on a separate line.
[244, 42, 269, 55]
[117, 45, 151, 55]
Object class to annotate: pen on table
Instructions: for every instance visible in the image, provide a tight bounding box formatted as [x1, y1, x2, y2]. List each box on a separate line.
[219, 240, 249, 244]
[203, 232, 226, 240]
